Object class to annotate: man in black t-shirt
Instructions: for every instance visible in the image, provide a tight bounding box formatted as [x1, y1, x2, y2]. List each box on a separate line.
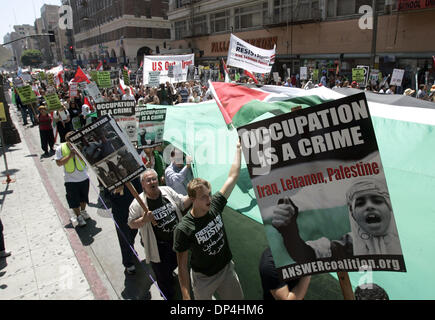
[173, 142, 244, 300]
[128, 169, 192, 300]
[259, 247, 311, 300]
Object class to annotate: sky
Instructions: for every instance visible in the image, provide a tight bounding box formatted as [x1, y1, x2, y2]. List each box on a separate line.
[0, 0, 62, 43]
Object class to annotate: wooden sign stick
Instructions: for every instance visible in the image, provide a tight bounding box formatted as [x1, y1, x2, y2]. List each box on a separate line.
[125, 181, 149, 214]
[337, 271, 355, 300]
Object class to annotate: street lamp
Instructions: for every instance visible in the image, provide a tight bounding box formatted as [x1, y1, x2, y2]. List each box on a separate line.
[82, 17, 103, 62]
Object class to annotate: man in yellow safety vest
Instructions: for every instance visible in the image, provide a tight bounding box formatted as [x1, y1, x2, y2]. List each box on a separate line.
[54, 131, 91, 227]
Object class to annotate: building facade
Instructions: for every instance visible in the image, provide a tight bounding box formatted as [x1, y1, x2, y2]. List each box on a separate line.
[70, 0, 171, 68]
[168, 0, 435, 87]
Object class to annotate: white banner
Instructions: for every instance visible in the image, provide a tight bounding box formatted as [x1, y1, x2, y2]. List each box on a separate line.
[390, 69, 405, 87]
[143, 54, 194, 85]
[226, 34, 275, 74]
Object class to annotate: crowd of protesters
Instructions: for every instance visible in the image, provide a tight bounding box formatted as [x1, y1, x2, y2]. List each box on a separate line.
[2, 65, 400, 301]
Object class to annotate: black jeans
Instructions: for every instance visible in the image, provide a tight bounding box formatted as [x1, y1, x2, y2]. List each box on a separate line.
[151, 240, 178, 300]
[112, 210, 138, 268]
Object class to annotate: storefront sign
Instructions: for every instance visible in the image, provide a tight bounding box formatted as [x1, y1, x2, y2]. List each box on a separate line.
[398, 0, 435, 11]
[211, 36, 277, 53]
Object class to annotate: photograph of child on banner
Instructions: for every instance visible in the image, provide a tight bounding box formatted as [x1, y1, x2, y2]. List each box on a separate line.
[272, 177, 402, 263]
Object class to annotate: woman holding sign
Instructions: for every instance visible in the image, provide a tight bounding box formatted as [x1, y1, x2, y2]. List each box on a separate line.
[38, 106, 55, 157]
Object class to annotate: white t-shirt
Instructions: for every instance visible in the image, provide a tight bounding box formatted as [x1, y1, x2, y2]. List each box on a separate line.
[55, 145, 89, 183]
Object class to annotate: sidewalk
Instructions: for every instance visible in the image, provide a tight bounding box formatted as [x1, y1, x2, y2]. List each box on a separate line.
[0, 116, 95, 299]
[0, 91, 162, 300]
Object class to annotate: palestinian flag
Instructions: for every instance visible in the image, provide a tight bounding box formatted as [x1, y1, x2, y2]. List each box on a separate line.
[72, 66, 91, 84]
[204, 81, 435, 299]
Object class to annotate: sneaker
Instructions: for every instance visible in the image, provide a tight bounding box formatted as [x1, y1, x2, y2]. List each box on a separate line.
[70, 215, 78, 226]
[0, 251, 11, 258]
[125, 265, 136, 275]
[80, 210, 91, 220]
[77, 215, 87, 227]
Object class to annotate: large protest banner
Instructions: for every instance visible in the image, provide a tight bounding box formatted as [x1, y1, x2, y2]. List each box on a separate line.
[137, 108, 166, 148]
[95, 101, 137, 143]
[226, 34, 275, 74]
[16, 85, 37, 105]
[68, 115, 145, 191]
[237, 92, 406, 281]
[44, 93, 63, 111]
[143, 54, 194, 85]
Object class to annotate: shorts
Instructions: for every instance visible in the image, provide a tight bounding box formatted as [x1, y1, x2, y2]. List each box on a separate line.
[65, 179, 90, 209]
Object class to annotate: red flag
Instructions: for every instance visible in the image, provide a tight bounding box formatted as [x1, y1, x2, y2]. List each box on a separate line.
[96, 61, 103, 71]
[84, 96, 93, 111]
[72, 66, 90, 84]
[209, 82, 269, 125]
[243, 70, 258, 84]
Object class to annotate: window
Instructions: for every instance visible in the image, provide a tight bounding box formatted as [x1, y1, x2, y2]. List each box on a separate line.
[235, 5, 263, 31]
[193, 15, 207, 35]
[174, 20, 188, 40]
[274, 0, 320, 22]
[337, 0, 355, 16]
[210, 10, 229, 33]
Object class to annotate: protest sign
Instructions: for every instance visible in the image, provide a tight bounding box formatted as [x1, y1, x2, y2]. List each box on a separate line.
[194, 67, 200, 81]
[85, 81, 105, 103]
[69, 82, 78, 98]
[95, 101, 137, 143]
[237, 92, 406, 281]
[0, 103, 6, 122]
[44, 93, 63, 111]
[300, 67, 308, 80]
[137, 108, 166, 149]
[369, 69, 379, 85]
[68, 115, 145, 191]
[312, 69, 319, 82]
[167, 65, 174, 78]
[90, 71, 98, 83]
[38, 72, 46, 81]
[97, 71, 112, 88]
[226, 34, 275, 74]
[148, 71, 161, 87]
[123, 69, 130, 86]
[356, 65, 370, 87]
[47, 73, 55, 87]
[352, 68, 366, 87]
[21, 73, 32, 82]
[390, 69, 405, 87]
[143, 54, 194, 84]
[16, 85, 37, 105]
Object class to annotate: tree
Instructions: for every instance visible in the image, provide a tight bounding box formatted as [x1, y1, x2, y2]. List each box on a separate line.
[21, 49, 43, 67]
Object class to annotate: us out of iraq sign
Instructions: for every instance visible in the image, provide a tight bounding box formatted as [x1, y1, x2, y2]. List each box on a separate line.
[96, 101, 137, 143]
[237, 93, 406, 281]
[68, 115, 145, 192]
[137, 108, 166, 148]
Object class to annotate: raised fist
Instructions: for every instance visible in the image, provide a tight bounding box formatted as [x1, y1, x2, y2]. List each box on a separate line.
[272, 197, 299, 229]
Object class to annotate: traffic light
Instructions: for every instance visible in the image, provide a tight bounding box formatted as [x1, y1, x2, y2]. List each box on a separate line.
[48, 31, 55, 43]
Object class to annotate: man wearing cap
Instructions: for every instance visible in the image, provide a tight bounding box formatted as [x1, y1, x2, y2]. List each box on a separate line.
[271, 178, 402, 263]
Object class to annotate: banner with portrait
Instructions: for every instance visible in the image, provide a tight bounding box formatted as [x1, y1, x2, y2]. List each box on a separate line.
[68, 115, 145, 191]
[137, 108, 166, 149]
[238, 93, 406, 281]
[95, 101, 137, 143]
